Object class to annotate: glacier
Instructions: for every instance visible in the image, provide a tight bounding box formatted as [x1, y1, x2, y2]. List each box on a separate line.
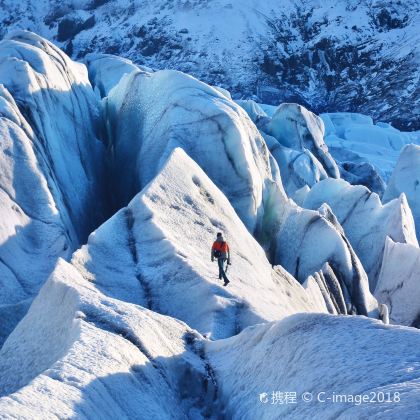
[0, 31, 108, 344]
[0, 29, 419, 419]
[383, 144, 420, 241]
[375, 237, 420, 327]
[71, 148, 326, 340]
[301, 178, 418, 289]
[1, 260, 418, 419]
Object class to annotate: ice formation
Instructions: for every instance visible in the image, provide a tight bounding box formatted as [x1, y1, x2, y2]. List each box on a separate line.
[375, 237, 420, 327]
[302, 178, 418, 288]
[0, 30, 418, 419]
[383, 144, 420, 241]
[72, 148, 325, 339]
[0, 31, 107, 344]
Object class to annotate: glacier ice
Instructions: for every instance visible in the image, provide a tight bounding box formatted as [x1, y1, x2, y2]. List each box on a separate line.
[0, 29, 418, 419]
[304, 263, 348, 315]
[322, 112, 420, 181]
[339, 161, 386, 196]
[207, 313, 420, 419]
[263, 131, 329, 197]
[238, 100, 339, 197]
[0, 31, 107, 344]
[104, 69, 284, 237]
[0, 259, 214, 418]
[72, 148, 326, 339]
[104, 70, 379, 318]
[263, 103, 340, 180]
[383, 144, 420, 241]
[375, 237, 420, 327]
[84, 53, 148, 98]
[302, 178, 418, 289]
[276, 202, 379, 317]
[0, 259, 416, 419]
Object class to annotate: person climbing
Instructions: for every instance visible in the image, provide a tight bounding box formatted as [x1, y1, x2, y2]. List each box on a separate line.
[211, 232, 231, 286]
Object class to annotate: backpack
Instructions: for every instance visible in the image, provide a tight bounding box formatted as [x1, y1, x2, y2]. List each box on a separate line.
[213, 242, 225, 258]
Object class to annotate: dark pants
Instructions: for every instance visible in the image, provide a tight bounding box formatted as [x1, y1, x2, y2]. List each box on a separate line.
[218, 258, 229, 283]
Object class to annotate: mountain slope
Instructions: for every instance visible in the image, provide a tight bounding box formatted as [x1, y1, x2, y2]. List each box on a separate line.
[0, 0, 419, 129]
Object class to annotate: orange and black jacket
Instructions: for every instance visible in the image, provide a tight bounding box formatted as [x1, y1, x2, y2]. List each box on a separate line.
[211, 240, 230, 261]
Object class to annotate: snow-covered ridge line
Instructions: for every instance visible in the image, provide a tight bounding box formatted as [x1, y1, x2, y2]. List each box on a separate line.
[71, 147, 327, 340]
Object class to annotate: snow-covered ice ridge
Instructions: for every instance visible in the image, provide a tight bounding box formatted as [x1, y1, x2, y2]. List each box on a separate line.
[0, 0, 419, 131]
[0, 31, 419, 418]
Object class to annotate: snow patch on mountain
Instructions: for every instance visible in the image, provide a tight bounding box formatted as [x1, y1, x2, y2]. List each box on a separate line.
[1, 0, 419, 130]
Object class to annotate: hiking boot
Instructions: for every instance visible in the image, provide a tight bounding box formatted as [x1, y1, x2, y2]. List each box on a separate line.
[223, 280, 230, 287]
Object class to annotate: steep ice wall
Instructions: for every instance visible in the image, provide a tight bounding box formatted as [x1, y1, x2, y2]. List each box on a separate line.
[263, 103, 340, 181]
[263, 132, 330, 198]
[0, 87, 72, 344]
[104, 68, 285, 237]
[276, 203, 378, 317]
[383, 144, 420, 241]
[302, 178, 418, 289]
[207, 313, 420, 419]
[72, 148, 326, 339]
[375, 237, 420, 327]
[0, 31, 107, 345]
[84, 53, 148, 98]
[0, 31, 107, 241]
[304, 263, 348, 315]
[238, 100, 339, 197]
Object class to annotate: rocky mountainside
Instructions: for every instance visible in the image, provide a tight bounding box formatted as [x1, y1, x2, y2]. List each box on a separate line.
[0, 0, 419, 130]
